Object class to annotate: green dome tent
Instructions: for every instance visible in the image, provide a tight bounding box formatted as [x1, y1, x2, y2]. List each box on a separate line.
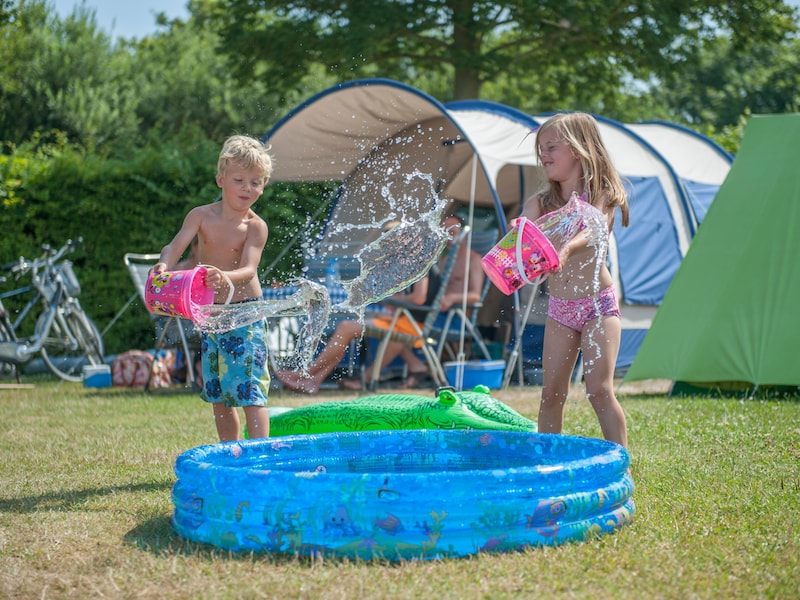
[623, 114, 800, 394]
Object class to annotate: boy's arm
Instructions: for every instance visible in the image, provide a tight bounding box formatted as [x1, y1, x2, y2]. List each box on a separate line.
[153, 209, 202, 273]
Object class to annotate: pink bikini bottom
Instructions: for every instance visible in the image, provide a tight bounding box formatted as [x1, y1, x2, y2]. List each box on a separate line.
[547, 286, 621, 332]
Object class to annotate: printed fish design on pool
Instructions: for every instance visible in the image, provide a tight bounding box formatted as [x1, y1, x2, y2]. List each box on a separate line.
[268, 385, 537, 436]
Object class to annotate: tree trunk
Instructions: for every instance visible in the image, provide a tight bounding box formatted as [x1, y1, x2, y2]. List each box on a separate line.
[450, 0, 483, 99]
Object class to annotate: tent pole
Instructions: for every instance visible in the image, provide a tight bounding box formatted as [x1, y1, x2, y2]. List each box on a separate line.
[454, 154, 478, 390]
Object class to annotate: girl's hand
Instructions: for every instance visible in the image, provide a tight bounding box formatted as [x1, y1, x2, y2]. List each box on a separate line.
[556, 246, 570, 272]
[151, 262, 167, 275]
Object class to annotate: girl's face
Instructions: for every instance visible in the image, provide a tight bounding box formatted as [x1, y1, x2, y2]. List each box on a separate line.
[537, 127, 580, 184]
[216, 166, 266, 209]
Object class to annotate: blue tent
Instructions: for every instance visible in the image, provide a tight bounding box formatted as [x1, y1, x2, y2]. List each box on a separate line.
[262, 78, 733, 375]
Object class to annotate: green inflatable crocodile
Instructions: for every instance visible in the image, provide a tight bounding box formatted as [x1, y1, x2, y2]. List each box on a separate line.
[267, 385, 537, 436]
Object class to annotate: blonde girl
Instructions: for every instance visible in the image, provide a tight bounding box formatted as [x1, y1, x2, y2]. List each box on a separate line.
[519, 112, 629, 447]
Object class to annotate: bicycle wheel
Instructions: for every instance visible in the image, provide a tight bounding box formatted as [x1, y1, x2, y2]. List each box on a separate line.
[38, 302, 105, 382]
[0, 309, 19, 380]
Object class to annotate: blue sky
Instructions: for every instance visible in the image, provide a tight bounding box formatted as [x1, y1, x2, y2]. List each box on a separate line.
[51, 0, 190, 40]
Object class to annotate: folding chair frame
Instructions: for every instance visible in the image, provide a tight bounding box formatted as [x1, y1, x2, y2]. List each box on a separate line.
[123, 253, 199, 391]
[363, 226, 472, 390]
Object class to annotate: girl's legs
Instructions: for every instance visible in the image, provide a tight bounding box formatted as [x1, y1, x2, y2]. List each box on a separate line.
[212, 403, 240, 442]
[243, 405, 270, 439]
[538, 319, 581, 434]
[581, 316, 627, 447]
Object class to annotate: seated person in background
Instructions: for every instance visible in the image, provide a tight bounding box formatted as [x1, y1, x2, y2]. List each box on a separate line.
[275, 268, 433, 394]
[396, 214, 486, 388]
[275, 215, 485, 393]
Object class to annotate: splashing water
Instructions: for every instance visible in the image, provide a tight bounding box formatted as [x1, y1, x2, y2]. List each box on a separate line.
[330, 171, 448, 320]
[195, 279, 332, 371]
[537, 192, 611, 364]
[534, 192, 608, 256]
[192, 171, 448, 372]
[338, 212, 449, 316]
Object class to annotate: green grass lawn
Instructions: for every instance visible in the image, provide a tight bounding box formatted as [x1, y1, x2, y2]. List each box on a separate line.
[0, 380, 797, 599]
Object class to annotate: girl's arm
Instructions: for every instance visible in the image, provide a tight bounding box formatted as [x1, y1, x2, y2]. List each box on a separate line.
[558, 191, 615, 266]
[518, 193, 544, 222]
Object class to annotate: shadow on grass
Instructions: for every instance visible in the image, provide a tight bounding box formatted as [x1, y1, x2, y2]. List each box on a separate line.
[125, 515, 367, 566]
[0, 480, 173, 513]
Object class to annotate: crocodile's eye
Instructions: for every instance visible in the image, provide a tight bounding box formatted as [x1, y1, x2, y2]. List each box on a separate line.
[437, 388, 457, 405]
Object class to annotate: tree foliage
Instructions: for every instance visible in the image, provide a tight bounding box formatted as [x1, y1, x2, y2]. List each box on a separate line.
[661, 34, 800, 128]
[192, 0, 798, 105]
[1, 0, 799, 353]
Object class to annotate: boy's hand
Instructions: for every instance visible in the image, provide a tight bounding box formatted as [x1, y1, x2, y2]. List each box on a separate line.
[204, 266, 229, 292]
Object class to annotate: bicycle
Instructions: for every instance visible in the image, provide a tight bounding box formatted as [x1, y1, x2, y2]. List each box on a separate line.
[0, 239, 105, 382]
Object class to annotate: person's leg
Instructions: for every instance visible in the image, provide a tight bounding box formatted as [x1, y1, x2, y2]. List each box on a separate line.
[212, 403, 241, 442]
[200, 331, 236, 440]
[243, 405, 270, 438]
[399, 346, 427, 374]
[538, 318, 581, 434]
[276, 320, 363, 393]
[581, 316, 627, 447]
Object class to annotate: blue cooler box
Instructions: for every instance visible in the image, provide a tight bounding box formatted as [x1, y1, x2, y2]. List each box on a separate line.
[83, 365, 111, 388]
[444, 360, 506, 390]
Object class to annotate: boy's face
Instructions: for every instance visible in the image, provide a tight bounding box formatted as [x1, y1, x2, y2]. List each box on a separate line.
[216, 166, 266, 208]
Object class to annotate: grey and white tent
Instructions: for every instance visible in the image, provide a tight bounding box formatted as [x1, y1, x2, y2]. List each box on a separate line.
[262, 78, 733, 371]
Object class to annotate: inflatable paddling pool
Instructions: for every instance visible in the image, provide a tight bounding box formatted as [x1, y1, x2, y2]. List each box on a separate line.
[172, 429, 634, 560]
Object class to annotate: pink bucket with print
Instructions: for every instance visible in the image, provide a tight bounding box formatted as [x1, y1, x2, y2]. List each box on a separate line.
[145, 267, 214, 322]
[481, 217, 560, 295]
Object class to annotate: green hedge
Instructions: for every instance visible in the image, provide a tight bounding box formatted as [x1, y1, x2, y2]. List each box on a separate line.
[1, 139, 334, 355]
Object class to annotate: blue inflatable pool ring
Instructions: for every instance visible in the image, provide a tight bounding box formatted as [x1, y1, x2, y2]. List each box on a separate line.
[172, 430, 634, 560]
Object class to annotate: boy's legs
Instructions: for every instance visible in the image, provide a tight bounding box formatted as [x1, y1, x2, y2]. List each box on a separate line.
[202, 322, 270, 440]
[212, 403, 241, 442]
[243, 405, 270, 438]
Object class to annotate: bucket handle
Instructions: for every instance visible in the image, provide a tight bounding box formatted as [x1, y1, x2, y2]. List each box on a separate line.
[198, 264, 235, 305]
[514, 217, 539, 287]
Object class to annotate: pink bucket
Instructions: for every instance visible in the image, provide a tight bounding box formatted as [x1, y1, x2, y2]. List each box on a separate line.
[481, 217, 560, 295]
[145, 267, 214, 322]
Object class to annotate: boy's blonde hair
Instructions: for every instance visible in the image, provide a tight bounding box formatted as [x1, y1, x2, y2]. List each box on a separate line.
[535, 112, 629, 227]
[217, 135, 274, 183]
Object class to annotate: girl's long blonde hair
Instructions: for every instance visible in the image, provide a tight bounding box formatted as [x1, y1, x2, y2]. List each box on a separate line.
[535, 112, 629, 227]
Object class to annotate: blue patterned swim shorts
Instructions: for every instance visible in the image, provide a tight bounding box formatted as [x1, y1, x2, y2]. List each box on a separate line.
[200, 320, 270, 407]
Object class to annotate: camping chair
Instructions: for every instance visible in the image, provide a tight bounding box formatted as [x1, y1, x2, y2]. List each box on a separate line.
[432, 275, 493, 362]
[124, 253, 199, 391]
[362, 225, 471, 390]
[429, 227, 498, 363]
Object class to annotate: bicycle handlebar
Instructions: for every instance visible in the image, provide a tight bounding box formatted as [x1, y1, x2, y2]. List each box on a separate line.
[2, 238, 83, 277]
